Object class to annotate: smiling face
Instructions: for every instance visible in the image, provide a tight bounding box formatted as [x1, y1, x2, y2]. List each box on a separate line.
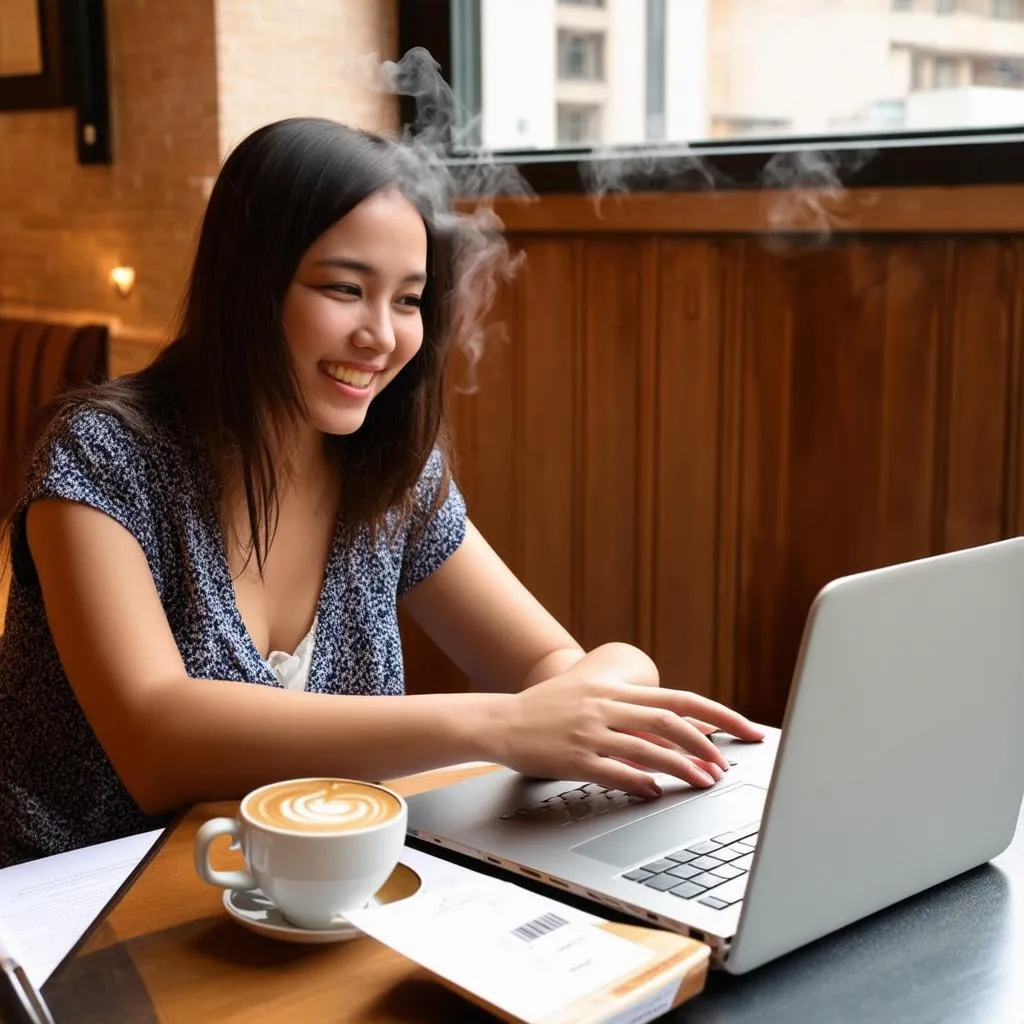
[282, 189, 428, 440]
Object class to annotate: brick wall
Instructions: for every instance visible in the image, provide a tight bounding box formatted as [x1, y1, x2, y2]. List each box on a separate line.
[0, 0, 398, 377]
[216, 0, 398, 159]
[0, 0, 221, 368]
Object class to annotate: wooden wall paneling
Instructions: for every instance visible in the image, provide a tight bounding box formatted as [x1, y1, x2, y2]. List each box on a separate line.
[713, 240, 747, 713]
[650, 239, 727, 700]
[733, 238, 957, 724]
[514, 239, 579, 634]
[733, 239, 797, 724]
[400, 251, 521, 696]
[875, 241, 944, 568]
[635, 239, 659, 656]
[940, 240, 1018, 553]
[577, 239, 643, 651]
[450, 258, 520, 564]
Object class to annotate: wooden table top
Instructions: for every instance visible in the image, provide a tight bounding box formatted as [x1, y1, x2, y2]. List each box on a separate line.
[41, 764, 519, 1023]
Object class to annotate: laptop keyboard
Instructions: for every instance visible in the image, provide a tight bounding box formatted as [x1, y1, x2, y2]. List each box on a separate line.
[621, 821, 760, 910]
[500, 761, 741, 827]
[501, 782, 648, 825]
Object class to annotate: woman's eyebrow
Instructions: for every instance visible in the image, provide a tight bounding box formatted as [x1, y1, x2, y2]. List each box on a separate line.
[313, 256, 426, 284]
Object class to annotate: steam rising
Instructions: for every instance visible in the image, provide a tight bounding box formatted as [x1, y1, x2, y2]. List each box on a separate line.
[377, 48, 532, 391]
[370, 47, 878, 381]
[759, 149, 877, 242]
[580, 142, 876, 244]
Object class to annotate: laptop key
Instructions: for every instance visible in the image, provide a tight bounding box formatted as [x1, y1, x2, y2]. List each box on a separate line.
[713, 821, 759, 844]
[668, 881, 706, 899]
[698, 896, 731, 910]
[711, 846, 745, 862]
[665, 849, 698, 865]
[734, 853, 755, 871]
[624, 868, 653, 882]
[685, 840, 723, 856]
[640, 858, 677, 874]
[691, 871, 728, 889]
[710, 863, 745, 880]
[688, 856, 723, 871]
[705, 874, 749, 904]
[644, 874, 682, 892]
[667, 863, 701, 880]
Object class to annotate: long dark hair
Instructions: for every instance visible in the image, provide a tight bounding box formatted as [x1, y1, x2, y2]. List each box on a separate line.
[18, 118, 460, 572]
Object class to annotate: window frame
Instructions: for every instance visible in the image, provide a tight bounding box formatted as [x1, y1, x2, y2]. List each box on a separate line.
[398, 0, 1024, 193]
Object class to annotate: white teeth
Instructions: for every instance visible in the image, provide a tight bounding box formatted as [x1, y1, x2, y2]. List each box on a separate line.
[323, 364, 374, 388]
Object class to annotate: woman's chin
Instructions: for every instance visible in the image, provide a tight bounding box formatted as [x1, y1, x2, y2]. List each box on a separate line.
[309, 410, 369, 438]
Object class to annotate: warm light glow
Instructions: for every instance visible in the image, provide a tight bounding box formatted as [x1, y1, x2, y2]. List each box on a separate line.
[111, 265, 136, 297]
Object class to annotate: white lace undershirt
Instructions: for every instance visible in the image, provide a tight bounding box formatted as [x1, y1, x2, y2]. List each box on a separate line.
[264, 615, 318, 692]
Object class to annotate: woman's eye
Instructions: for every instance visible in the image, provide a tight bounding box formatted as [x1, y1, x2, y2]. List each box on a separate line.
[397, 295, 423, 309]
[325, 283, 361, 297]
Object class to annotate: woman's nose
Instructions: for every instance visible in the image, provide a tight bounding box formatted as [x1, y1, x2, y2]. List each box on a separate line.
[353, 306, 396, 353]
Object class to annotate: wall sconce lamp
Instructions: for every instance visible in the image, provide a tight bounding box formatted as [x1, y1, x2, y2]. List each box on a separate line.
[111, 265, 136, 298]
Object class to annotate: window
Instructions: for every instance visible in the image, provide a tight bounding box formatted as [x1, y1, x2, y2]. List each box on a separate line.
[934, 57, 960, 88]
[398, 0, 1024, 189]
[973, 57, 1024, 86]
[441, 0, 1024, 152]
[557, 30, 605, 81]
[991, 0, 1023, 18]
[557, 103, 602, 143]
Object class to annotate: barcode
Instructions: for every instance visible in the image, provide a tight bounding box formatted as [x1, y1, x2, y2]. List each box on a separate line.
[510, 911, 569, 942]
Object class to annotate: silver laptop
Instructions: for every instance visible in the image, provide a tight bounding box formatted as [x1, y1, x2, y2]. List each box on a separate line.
[407, 538, 1024, 974]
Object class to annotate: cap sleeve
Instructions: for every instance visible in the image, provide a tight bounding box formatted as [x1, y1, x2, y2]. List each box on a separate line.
[398, 448, 467, 597]
[11, 406, 160, 591]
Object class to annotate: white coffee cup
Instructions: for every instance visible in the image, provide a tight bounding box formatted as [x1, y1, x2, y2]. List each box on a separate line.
[194, 777, 407, 930]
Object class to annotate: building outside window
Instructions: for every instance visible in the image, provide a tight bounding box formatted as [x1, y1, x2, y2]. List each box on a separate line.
[557, 29, 605, 81]
[557, 102, 602, 143]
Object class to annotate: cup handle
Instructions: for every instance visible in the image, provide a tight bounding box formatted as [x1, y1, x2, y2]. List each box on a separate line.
[194, 817, 257, 891]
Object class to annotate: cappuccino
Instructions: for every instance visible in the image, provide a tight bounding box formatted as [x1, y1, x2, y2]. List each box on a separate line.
[196, 777, 408, 929]
[244, 778, 402, 834]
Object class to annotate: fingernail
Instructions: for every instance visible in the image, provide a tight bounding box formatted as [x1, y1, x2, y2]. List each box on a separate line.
[648, 782, 663, 799]
[697, 771, 715, 786]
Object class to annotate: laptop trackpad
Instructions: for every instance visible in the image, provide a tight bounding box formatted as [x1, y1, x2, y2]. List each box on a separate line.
[572, 784, 767, 868]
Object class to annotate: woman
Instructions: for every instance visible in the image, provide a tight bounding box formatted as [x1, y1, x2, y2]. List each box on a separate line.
[0, 118, 762, 868]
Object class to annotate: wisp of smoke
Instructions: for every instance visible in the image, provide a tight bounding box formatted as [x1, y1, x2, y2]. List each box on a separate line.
[579, 139, 876, 246]
[580, 142, 729, 207]
[377, 47, 533, 392]
[758, 148, 877, 245]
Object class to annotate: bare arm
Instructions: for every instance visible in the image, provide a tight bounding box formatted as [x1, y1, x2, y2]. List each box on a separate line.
[29, 500, 761, 814]
[27, 500, 513, 815]
[401, 520, 660, 692]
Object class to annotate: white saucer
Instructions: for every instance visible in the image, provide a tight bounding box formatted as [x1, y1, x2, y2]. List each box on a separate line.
[222, 861, 422, 945]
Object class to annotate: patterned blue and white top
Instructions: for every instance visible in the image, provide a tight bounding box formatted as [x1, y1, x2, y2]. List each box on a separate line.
[0, 405, 466, 867]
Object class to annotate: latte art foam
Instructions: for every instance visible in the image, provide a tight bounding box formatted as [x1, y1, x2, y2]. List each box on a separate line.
[247, 780, 402, 833]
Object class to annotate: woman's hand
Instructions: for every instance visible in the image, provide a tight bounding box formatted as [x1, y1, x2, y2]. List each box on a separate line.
[492, 661, 764, 799]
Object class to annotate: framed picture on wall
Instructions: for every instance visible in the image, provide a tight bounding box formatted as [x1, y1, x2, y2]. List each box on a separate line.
[0, 0, 72, 110]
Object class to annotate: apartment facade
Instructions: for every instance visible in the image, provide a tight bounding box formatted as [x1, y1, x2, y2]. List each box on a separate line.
[478, 0, 1024, 150]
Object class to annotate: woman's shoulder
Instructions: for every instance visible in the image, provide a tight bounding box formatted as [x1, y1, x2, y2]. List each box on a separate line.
[25, 389, 199, 506]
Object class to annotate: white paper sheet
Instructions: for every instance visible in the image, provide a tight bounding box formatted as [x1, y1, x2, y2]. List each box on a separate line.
[348, 847, 655, 1024]
[0, 829, 163, 988]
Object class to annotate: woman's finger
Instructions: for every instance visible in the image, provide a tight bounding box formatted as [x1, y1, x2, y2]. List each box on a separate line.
[617, 731, 725, 780]
[601, 731, 719, 789]
[576, 757, 662, 799]
[616, 686, 765, 743]
[610, 703, 730, 769]
[685, 717, 719, 735]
